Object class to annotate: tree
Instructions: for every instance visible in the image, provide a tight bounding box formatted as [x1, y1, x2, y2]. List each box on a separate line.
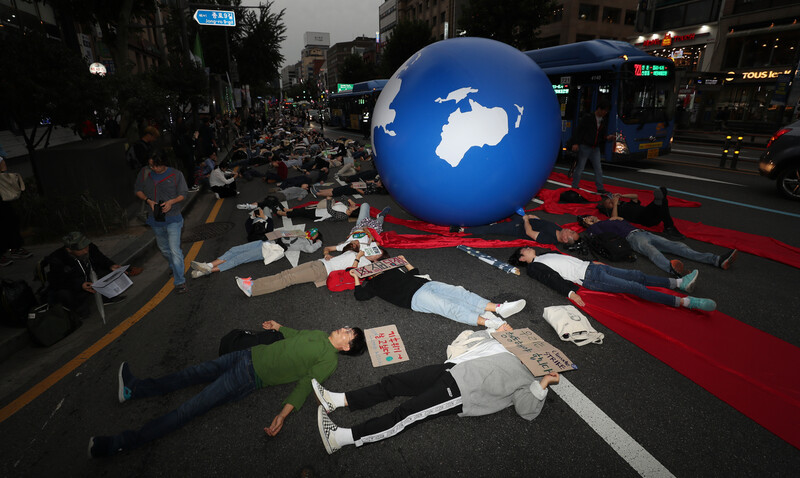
[378, 20, 433, 77]
[459, 0, 557, 51]
[0, 32, 110, 191]
[339, 54, 378, 84]
[234, 2, 286, 96]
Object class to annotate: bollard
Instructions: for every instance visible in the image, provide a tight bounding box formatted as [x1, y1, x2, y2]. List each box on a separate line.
[730, 136, 743, 170]
[719, 135, 731, 168]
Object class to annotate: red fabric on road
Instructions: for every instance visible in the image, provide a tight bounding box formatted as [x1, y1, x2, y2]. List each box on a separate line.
[576, 288, 800, 449]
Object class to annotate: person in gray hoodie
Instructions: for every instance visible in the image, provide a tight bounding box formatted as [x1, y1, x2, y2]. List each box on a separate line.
[313, 324, 560, 454]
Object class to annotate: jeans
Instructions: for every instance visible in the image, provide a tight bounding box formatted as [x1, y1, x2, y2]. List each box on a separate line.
[218, 241, 264, 272]
[571, 144, 604, 191]
[152, 218, 185, 286]
[466, 216, 524, 237]
[582, 263, 676, 306]
[111, 350, 257, 452]
[355, 203, 385, 230]
[410, 281, 489, 325]
[626, 230, 719, 273]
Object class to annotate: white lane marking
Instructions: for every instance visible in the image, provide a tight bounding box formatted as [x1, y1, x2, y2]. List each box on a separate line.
[613, 165, 745, 186]
[553, 376, 675, 478]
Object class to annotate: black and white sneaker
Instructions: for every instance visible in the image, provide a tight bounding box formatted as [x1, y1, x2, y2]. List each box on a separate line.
[312, 378, 337, 413]
[718, 249, 738, 270]
[317, 406, 341, 455]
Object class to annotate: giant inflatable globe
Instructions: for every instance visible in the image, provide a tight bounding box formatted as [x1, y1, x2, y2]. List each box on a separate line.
[372, 37, 561, 226]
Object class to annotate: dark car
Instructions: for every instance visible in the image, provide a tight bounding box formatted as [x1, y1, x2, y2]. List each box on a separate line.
[759, 120, 800, 200]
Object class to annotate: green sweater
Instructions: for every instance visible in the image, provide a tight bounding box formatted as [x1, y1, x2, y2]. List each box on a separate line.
[250, 327, 339, 411]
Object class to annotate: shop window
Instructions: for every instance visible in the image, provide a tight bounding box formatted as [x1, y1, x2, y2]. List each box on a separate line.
[723, 30, 800, 68]
[624, 9, 636, 25]
[432, 15, 436, 25]
[578, 4, 598, 21]
[684, 0, 716, 26]
[441, 12, 445, 22]
[602, 7, 621, 24]
[652, 5, 684, 30]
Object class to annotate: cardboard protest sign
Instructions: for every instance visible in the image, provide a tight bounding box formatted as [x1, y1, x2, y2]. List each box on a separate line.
[351, 256, 409, 279]
[265, 229, 306, 240]
[350, 181, 367, 189]
[365, 325, 409, 367]
[491, 328, 577, 377]
[92, 265, 132, 300]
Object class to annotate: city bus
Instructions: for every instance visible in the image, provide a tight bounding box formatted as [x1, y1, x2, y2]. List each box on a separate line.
[525, 40, 676, 162]
[328, 79, 388, 131]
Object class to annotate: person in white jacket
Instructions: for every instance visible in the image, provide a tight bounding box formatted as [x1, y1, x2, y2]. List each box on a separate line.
[314, 324, 560, 454]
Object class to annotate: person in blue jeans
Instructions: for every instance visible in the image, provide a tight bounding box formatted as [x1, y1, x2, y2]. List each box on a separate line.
[569, 99, 615, 194]
[189, 228, 323, 278]
[508, 247, 717, 311]
[578, 215, 738, 277]
[88, 321, 366, 458]
[134, 154, 189, 293]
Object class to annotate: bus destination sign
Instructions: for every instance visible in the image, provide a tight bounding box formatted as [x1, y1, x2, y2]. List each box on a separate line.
[634, 64, 669, 77]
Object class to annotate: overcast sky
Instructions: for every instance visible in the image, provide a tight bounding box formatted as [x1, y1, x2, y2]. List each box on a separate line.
[241, 0, 384, 68]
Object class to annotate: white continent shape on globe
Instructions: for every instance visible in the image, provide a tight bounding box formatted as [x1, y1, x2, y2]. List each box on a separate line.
[434, 88, 512, 167]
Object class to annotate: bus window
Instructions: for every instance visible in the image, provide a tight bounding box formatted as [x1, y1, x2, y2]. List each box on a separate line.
[620, 77, 674, 124]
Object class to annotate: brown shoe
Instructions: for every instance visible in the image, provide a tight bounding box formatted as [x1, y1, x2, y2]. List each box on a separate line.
[126, 266, 144, 277]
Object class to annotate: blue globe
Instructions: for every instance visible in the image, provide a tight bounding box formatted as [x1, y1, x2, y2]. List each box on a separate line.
[372, 37, 561, 226]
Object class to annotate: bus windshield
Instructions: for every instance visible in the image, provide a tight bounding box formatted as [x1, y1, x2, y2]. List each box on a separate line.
[619, 68, 675, 125]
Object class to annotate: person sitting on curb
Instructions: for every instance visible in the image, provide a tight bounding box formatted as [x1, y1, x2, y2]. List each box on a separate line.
[352, 255, 525, 329]
[234, 242, 387, 298]
[46, 231, 126, 318]
[314, 324, 559, 454]
[597, 188, 683, 239]
[208, 159, 239, 198]
[578, 215, 737, 277]
[452, 214, 579, 246]
[88, 321, 366, 458]
[190, 228, 324, 278]
[508, 247, 716, 311]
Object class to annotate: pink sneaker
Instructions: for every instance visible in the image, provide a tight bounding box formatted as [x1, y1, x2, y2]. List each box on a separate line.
[235, 276, 253, 297]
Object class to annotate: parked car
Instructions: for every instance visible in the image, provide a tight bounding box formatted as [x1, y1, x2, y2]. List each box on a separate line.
[759, 120, 800, 200]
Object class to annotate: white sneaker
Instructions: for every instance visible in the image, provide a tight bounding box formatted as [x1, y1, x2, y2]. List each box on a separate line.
[312, 378, 337, 413]
[235, 276, 253, 297]
[191, 270, 209, 279]
[191, 261, 213, 273]
[495, 299, 526, 318]
[237, 203, 257, 210]
[317, 406, 341, 455]
[481, 313, 506, 330]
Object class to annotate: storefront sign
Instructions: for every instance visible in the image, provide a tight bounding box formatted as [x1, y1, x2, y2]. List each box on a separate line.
[731, 68, 793, 83]
[639, 31, 711, 48]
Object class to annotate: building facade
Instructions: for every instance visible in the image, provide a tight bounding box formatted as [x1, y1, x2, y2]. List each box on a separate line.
[538, 0, 640, 47]
[325, 36, 377, 90]
[631, 0, 800, 131]
[394, 0, 467, 41]
[379, 0, 398, 43]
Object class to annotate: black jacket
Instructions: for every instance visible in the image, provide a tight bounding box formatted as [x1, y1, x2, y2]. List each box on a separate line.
[572, 112, 610, 148]
[47, 244, 115, 292]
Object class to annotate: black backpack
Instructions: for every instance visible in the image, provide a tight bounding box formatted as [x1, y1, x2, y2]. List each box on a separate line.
[586, 232, 637, 262]
[1, 279, 38, 328]
[27, 304, 82, 347]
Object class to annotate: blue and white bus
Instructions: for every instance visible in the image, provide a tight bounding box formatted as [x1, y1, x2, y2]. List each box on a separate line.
[525, 40, 676, 162]
[328, 80, 388, 131]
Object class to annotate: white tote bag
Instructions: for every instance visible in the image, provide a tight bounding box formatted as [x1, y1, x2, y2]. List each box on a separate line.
[542, 305, 604, 346]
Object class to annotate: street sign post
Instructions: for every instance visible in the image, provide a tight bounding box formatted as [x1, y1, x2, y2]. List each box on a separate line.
[193, 9, 236, 27]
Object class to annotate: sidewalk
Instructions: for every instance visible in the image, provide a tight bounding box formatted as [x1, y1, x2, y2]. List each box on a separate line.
[0, 144, 232, 364]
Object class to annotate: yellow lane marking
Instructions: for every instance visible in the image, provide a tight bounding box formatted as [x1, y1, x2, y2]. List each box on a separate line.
[0, 198, 224, 423]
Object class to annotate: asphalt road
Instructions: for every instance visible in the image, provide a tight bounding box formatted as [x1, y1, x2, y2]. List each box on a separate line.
[1, 138, 799, 477]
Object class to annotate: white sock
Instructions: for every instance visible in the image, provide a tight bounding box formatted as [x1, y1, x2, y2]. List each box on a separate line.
[334, 427, 354, 446]
[330, 391, 347, 409]
[670, 278, 679, 289]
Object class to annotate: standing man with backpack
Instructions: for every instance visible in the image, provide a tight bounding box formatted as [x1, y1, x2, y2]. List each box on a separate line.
[570, 99, 615, 194]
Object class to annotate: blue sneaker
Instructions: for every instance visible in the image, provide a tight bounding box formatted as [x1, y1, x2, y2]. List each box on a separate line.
[118, 362, 134, 403]
[686, 297, 716, 311]
[678, 270, 698, 293]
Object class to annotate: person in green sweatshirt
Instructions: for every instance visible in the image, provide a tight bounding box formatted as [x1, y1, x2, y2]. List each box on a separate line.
[88, 321, 365, 458]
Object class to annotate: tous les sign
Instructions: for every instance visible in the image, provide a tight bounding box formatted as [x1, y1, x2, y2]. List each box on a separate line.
[730, 69, 793, 82]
